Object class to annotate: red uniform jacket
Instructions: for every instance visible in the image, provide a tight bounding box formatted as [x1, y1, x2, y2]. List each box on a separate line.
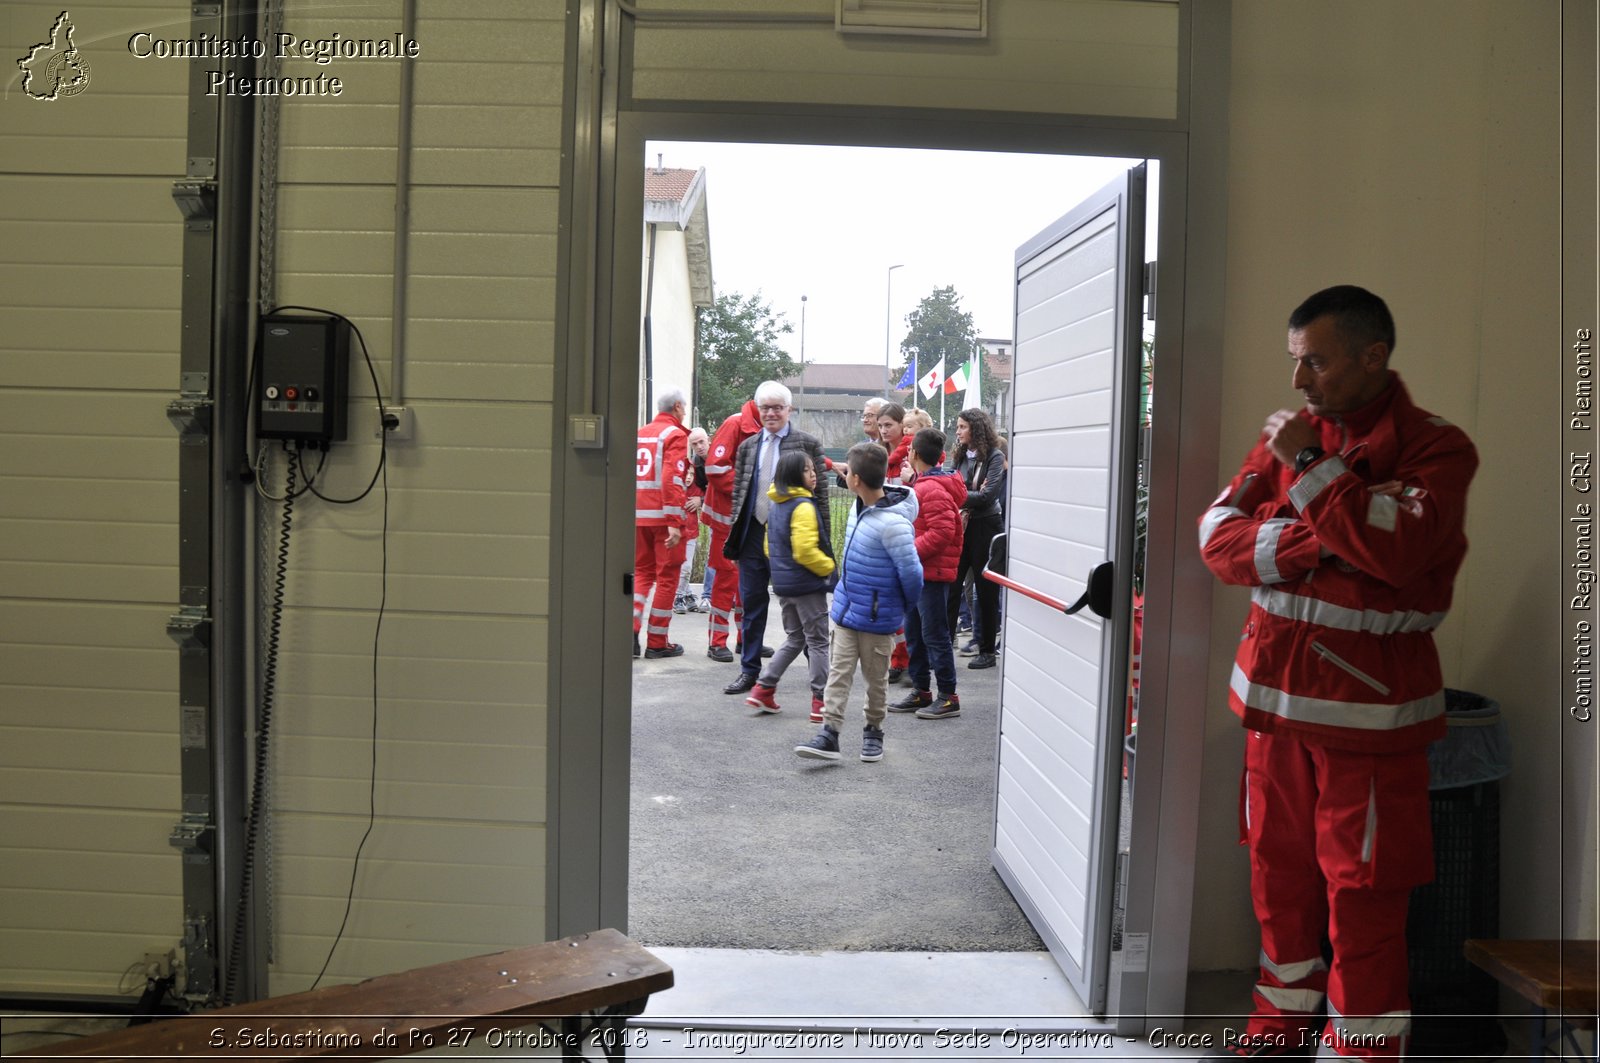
[703, 401, 761, 528]
[636, 411, 688, 527]
[1198, 374, 1478, 752]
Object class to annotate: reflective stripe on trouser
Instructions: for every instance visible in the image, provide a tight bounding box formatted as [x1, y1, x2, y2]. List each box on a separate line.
[1240, 730, 1428, 1061]
[704, 521, 741, 648]
[634, 524, 679, 649]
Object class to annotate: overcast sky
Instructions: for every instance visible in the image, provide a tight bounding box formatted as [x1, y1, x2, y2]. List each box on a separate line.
[647, 141, 1143, 369]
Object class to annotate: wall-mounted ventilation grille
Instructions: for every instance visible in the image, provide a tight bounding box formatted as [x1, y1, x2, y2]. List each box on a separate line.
[836, 0, 988, 38]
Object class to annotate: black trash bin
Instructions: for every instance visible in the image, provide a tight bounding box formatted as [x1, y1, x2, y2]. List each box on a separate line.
[1407, 689, 1511, 1057]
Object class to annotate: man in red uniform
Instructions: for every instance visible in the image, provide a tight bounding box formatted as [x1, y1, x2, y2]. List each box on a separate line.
[701, 397, 763, 663]
[634, 388, 690, 659]
[1198, 286, 1477, 1061]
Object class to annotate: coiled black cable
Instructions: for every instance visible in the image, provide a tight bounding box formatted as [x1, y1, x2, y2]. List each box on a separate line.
[224, 442, 295, 1004]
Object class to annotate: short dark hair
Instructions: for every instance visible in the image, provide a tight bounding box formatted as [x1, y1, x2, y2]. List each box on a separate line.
[846, 441, 887, 490]
[878, 402, 906, 423]
[1288, 285, 1396, 356]
[772, 450, 814, 494]
[912, 427, 945, 467]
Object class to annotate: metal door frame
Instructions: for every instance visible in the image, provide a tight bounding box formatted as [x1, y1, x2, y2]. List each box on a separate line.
[548, 0, 1232, 1032]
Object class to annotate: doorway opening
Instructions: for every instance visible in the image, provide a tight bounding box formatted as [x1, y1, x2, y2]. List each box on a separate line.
[624, 139, 1158, 1024]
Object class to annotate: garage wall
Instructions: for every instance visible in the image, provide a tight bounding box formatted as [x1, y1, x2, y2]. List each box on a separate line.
[262, 0, 563, 992]
[629, 0, 1180, 119]
[0, 2, 188, 996]
[1192, 0, 1572, 969]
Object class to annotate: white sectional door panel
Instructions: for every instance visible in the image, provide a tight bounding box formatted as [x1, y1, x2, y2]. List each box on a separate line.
[992, 165, 1144, 1015]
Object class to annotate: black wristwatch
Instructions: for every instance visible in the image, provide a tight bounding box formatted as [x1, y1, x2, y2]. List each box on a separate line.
[1294, 446, 1326, 474]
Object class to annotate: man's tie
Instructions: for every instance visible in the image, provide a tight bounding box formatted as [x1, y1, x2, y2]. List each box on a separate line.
[753, 434, 778, 525]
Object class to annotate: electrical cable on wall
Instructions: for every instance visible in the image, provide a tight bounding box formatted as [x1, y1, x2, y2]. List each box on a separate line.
[229, 307, 392, 997]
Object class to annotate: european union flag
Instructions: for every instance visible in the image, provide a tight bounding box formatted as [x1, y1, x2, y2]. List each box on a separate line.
[893, 362, 915, 390]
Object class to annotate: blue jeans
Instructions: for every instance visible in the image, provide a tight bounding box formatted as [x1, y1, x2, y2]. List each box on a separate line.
[905, 580, 956, 696]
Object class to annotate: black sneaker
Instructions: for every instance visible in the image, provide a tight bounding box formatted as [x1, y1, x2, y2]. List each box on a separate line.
[795, 725, 841, 760]
[968, 653, 996, 670]
[886, 667, 904, 684]
[916, 695, 961, 719]
[860, 725, 885, 762]
[890, 690, 933, 712]
[706, 645, 734, 663]
[644, 643, 684, 659]
[958, 640, 980, 657]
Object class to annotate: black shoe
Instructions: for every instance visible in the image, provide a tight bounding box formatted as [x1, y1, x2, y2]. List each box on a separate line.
[633, 634, 641, 658]
[760, 645, 775, 659]
[967, 652, 996, 670]
[795, 724, 841, 761]
[723, 672, 758, 695]
[643, 643, 684, 659]
[916, 695, 961, 720]
[706, 645, 734, 663]
[886, 667, 904, 684]
[890, 690, 933, 712]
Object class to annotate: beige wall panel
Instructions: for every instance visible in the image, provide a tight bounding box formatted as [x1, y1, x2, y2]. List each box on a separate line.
[0, 478, 174, 525]
[266, 815, 544, 989]
[0, 808, 180, 992]
[631, 0, 1178, 118]
[1190, 0, 1562, 970]
[1, 4, 185, 176]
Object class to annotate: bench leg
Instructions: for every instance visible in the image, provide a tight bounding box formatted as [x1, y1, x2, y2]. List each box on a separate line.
[556, 998, 651, 1062]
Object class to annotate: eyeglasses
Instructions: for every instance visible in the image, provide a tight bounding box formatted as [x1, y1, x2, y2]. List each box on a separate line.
[758, 404, 788, 413]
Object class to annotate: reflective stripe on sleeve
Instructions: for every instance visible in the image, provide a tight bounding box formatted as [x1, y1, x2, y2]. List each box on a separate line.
[704, 463, 733, 476]
[1366, 492, 1398, 531]
[1250, 586, 1448, 634]
[1288, 455, 1348, 512]
[1254, 518, 1296, 584]
[1199, 505, 1245, 549]
[1230, 664, 1445, 731]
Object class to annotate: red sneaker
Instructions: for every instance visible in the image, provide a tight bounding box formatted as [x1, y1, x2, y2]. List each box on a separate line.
[810, 696, 825, 724]
[745, 684, 780, 713]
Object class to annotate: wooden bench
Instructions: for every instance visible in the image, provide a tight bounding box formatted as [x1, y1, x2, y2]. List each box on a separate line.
[1465, 939, 1597, 1061]
[18, 929, 672, 1062]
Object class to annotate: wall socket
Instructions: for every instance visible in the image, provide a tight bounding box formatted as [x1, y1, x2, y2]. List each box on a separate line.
[376, 405, 413, 441]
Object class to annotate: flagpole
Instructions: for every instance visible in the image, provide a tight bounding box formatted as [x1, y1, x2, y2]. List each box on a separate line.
[912, 353, 918, 410]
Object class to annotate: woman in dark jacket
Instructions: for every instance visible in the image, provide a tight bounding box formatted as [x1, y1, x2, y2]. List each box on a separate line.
[946, 408, 1006, 669]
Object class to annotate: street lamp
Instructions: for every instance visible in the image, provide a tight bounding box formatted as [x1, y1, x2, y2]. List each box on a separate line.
[797, 295, 808, 422]
[884, 263, 904, 399]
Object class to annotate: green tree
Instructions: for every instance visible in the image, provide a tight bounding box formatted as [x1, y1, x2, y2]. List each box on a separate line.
[695, 291, 797, 430]
[896, 285, 982, 435]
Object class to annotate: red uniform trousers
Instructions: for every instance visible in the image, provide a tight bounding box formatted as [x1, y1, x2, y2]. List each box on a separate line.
[704, 520, 741, 650]
[1240, 730, 1432, 1061]
[633, 525, 680, 649]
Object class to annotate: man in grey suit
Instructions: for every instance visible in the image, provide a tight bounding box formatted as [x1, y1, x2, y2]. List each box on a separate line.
[721, 380, 831, 694]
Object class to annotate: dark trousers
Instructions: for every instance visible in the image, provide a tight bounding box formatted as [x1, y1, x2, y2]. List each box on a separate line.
[906, 579, 956, 696]
[736, 523, 770, 677]
[948, 512, 1002, 654]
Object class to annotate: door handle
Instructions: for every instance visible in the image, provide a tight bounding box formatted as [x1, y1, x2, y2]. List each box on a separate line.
[1063, 560, 1114, 620]
[983, 535, 1115, 621]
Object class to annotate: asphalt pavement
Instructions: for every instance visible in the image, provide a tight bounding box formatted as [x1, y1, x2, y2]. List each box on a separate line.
[627, 589, 1043, 952]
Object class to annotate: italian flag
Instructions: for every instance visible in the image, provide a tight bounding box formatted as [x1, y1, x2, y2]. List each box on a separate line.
[944, 355, 981, 408]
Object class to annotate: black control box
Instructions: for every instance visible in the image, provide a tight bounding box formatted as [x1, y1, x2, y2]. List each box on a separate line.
[256, 312, 351, 443]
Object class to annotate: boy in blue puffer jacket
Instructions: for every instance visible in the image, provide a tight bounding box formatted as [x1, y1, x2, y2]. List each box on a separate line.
[795, 441, 922, 763]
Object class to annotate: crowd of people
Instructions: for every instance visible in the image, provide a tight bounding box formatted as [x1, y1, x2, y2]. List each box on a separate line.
[633, 381, 1008, 763]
